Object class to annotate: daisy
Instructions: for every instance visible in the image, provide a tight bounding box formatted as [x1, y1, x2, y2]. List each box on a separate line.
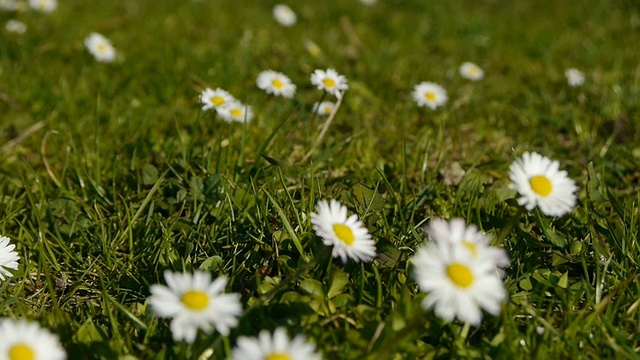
[359, 0, 377, 5]
[0, 0, 21, 11]
[217, 101, 254, 123]
[312, 101, 335, 117]
[0, 236, 19, 281]
[28, 0, 56, 12]
[424, 218, 509, 270]
[256, 70, 296, 98]
[148, 271, 242, 343]
[310, 68, 349, 98]
[5, 19, 26, 34]
[412, 82, 448, 110]
[84, 32, 116, 63]
[200, 87, 235, 112]
[411, 240, 505, 326]
[0, 319, 66, 360]
[508, 152, 578, 217]
[273, 4, 297, 27]
[310, 199, 376, 263]
[565, 68, 585, 87]
[232, 327, 321, 360]
[459, 62, 484, 81]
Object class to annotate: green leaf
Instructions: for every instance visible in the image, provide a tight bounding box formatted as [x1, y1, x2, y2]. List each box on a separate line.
[519, 277, 533, 291]
[142, 164, 158, 185]
[557, 271, 569, 288]
[300, 279, 324, 298]
[76, 318, 107, 344]
[327, 266, 350, 299]
[199, 255, 224, 272]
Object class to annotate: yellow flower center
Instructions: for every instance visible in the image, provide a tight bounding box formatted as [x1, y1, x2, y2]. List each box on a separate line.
[529, 175, 553, 196]
[425, 92, 436, 101]
[211, 96, 225, 106]
[9, 343, 34, 360]
[271, 79, 284, 89]
[324, 106, 332, 115]
[333, 223, 355, 245]
[446, 263, 474, 288]
[462, 240, 478, 257]
[469, 67, 479, 75]
[266, 353, 292, 360]
[230, 108, 242, 117]
[97, 43, 106, 53]
[181, 290, 209, 310]
[322, 78, 336, 88]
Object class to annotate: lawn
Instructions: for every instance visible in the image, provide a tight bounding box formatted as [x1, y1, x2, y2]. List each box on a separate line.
[1, 0, 639, 358]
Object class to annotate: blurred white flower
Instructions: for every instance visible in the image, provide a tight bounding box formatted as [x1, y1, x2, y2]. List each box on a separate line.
[5, 19, 26, 34]
[29, 0, 57, 12]
[312, 101, 335, 117]
[565, 68, 584, 87]
[310, 68, 348, 98]
[459, 62, 484, 81]
[149, 271, 243, 343]
[256, 70, 296, 98]
[84, 32, 116, 63]
[273, 4, 296, 27]
[412, 82, 447, 110]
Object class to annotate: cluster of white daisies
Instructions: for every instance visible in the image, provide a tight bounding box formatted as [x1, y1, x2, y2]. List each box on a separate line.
[0, 150, 577, 357]
[198, 67, 348, 124]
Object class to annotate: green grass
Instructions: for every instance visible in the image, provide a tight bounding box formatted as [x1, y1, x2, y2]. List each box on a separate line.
[1, 0, 639, 358]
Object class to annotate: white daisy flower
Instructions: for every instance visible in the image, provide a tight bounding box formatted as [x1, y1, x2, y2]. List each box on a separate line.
[273, 4, 297, 27]
[148, 271, 243, 344]
[310, 199, 376, 263]
[199, 87, 235, 112]
[424, 218, 509, 270]
[359, 0, 377, 5]
[411, 240, 505, 326]
[84, 32, 116, 63]
[508, 152, 578, 217]
[565, 68, 584, 87]
[217, 101, 254, 123]
[256, 70, 296, 98]
[0, 0, 21, 11]
[459, 62, 484, 81]
[5, 20, 26, 34]
[310, 68, 349, 98]
[0, 236, 19, 281]
[29, 0, 56, 12]
[0, 319, 66, 360]
[412, 82, 447, 110]
[232, 327, 321, 360]
[312, 101, 335, 117]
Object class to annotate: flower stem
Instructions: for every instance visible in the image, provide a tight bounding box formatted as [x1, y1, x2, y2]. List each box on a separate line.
[300, 91, 344, 163]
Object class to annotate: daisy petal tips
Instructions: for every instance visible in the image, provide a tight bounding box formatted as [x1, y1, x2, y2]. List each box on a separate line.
[508, 152, 578, 217]
[0, 319, 66, 360]
[84, 32, 116, 63]
[0, 235, 19, 281]
[459, 62, 484, 81]
[412, 82, 447, 109]
[200, 87, 235, 112]
[257, 70, 296, 98]
[232, 327, 321, 360]
[411, 240, 506, 326]
[148, 270, 243, 343]
[310, 68, 348, 98]
[311, 199, 376, 263]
